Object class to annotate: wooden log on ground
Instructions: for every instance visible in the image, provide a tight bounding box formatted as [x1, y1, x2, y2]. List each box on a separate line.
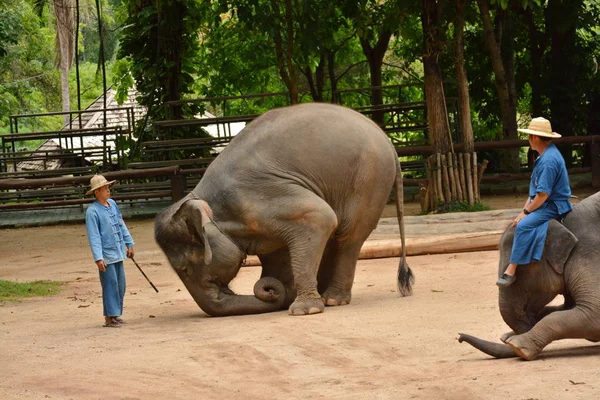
[243, 231, 503, 266]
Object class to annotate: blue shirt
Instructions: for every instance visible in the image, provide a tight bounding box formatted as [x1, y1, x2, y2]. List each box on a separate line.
[85, 198, 134, 264]
[529, 143, 573, 215]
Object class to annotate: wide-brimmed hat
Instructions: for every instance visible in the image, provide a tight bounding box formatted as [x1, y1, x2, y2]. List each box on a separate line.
[517, 117, 561, 139]
[86, 174, 115, 195]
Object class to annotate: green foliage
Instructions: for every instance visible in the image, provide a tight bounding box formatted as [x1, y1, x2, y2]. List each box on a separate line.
[116, 0, 204, 139]
[434, 201, 491, 214]
[0, 279, 65, 302]
[0, 1, 60, 133]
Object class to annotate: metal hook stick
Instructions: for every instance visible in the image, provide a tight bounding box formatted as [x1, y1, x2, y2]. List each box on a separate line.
[131, 257, 159, 293]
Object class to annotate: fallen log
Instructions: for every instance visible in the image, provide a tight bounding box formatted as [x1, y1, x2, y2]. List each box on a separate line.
[244, 231, 503, 266]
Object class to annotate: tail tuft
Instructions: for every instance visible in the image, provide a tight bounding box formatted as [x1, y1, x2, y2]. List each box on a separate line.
[397, 257, 414, 296]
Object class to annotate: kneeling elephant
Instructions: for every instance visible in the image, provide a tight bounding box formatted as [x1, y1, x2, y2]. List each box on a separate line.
[459, 191, 600, 360]
[155, 103, 413, 317]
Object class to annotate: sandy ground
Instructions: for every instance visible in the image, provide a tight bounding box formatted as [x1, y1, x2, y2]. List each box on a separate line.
[1, 190, 600, 400]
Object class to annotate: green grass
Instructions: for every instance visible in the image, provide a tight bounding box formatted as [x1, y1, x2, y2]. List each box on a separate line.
[0, 280, 66, 302]
[422, 201, 491, 215]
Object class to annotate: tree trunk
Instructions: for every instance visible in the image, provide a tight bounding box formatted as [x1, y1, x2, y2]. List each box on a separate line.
[60, 66, 70, 126]
[271, 0, 298, 104]
[476, 0, 520, 172]
[359, 30, 393, 126]
[54, 0, 75, 127]
[454, 0, 474, 153]
[422, 0, 453, 155]
[547, 0, 581, 166]
[284, 0, 298, 104]
[327, 50, 338, 103]
[521, 7, 546, 117]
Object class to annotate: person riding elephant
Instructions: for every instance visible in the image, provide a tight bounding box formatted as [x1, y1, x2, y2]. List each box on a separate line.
[496, 117, 573, 288]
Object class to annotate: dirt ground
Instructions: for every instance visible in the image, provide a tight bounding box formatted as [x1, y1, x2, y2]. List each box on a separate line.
[1, 189, 600, 400]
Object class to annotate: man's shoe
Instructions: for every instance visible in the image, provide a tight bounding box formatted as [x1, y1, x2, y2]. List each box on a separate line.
[496, 273, 516, 288]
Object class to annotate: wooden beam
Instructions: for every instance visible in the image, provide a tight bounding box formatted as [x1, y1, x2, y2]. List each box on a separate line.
[0, 166, 179, 190]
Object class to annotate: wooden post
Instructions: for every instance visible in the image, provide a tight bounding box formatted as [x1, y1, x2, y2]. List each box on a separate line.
[453, 153, 463, 202]
[457, 153, 466, 202]
[436, 153, 445, 203]
[464, 152, 474, 205]
[441, 154, 452, 202]
[430, 156, 438, 210]
[592, 141, 600, 188]
[473, 152, 479, 203]
[447, 152, 457, 200]
[170, 174, 186, 202]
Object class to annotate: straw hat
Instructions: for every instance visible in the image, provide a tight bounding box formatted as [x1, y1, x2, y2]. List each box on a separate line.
[517, 117, 561, 139]
[86, 174, 115, 195]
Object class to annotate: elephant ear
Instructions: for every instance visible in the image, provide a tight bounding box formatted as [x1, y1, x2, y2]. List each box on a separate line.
[545, 220, 578, 275]
[172, 198, 214, 265]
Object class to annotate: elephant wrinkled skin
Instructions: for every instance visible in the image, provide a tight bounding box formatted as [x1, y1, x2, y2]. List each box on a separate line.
[154, 103, 413, 317]
[459, 191, 600, 360]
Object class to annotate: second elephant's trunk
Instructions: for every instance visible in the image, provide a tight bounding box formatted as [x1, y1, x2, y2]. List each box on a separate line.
[458, 333, 518, 359]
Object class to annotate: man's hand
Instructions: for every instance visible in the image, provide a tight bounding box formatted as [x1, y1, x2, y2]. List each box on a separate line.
[127, 247, 135, 259]
[96, 259, 107, 272]
[513, 210, 527, 227]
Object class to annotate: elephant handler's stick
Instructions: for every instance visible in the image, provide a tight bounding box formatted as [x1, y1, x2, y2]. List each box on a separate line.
[130, 257, 159, 293]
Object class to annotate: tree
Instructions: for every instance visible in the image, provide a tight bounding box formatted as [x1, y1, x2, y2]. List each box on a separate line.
[116, 0, 203, 130]
[34, 0, 75, 126]
[454, 0, 474, 153]
[476, 0, 520, 172]
[422, 0, 453, 154]
[344, 0, 409, 125]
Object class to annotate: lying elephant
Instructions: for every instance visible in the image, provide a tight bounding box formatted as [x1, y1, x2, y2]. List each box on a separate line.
[459, 191, 600, 360]
[155, 103, 413, 317]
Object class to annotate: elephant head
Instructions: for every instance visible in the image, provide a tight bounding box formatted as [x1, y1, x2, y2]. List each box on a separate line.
[154, 196, 286, 316]
[459, 219, 578, 358]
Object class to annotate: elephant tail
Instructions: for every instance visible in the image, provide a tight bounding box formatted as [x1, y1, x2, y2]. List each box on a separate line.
[394, 159, 414, 296]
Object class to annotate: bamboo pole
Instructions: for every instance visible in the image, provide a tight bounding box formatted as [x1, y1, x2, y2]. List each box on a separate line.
[441, 154, 452, 202]
[457, 153, 466, 202]
[465, 152, 474, 205]
[452, 153, 463, 202]
[473, 152, 479, 203]
[430, 156, 438, 210]
[478, 159, 489, 188]
[447, 152, 457, 200]
[436, 153, 445, 203]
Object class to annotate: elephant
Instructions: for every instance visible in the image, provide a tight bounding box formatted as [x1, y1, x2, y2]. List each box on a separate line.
[154, 103, 414, 317]
[459, 191, 600, 360]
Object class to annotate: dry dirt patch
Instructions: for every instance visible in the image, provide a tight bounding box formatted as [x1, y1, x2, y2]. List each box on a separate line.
[1, 192, 599, 399]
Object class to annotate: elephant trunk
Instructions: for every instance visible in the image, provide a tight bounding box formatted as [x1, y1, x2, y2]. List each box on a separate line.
[499, 294, 535, 335]
[180, 271, 287, 317]
[458, 333, 518, 359]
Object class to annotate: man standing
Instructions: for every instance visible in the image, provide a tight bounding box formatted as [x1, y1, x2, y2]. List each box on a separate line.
[85, 175, 135, 327]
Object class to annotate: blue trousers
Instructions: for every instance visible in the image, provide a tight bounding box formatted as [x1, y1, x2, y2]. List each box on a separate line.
[99, 261, 126, 317]
[510, 202, 561, 265]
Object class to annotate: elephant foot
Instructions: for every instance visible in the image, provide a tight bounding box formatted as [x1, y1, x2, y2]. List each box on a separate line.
[289, 292, 325, 316]
[504, 335, 540, 361]
[321, 289, 351, 306]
